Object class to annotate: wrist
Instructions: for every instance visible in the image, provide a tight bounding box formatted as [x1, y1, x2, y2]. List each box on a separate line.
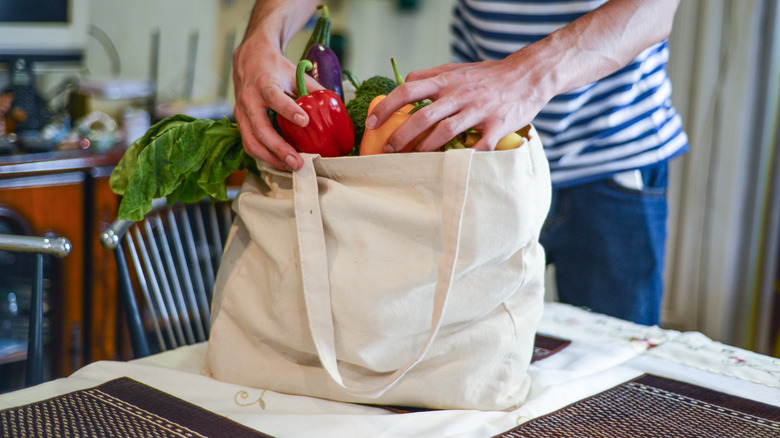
[243, 0, 319, 53]
[239, 30, 282, 57]
[503, 41, 564, 109]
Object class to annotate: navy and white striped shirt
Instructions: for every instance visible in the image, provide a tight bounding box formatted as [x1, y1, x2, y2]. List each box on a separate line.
[451, 0, 689, 186]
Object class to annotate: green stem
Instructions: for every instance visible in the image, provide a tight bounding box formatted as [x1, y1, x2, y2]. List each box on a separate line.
[343, 70, 361, 89]
[391, 58, 428, 111]
[391, 58, 404, 85]
[296, 60, 313, 97]
[318, 5, 331, 46]
[408, 100, 430, 115]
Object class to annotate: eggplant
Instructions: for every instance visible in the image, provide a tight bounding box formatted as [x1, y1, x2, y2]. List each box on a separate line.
[304, 43, 344, 102]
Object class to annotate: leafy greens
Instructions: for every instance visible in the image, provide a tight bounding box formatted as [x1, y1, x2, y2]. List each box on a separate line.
[110, 114, 256, 221]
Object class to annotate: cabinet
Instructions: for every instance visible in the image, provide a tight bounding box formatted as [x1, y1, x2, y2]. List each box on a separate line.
[0, 148, 125, 378]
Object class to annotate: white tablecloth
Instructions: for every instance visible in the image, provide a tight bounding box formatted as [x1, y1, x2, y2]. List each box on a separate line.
[2, 302, 778, 437]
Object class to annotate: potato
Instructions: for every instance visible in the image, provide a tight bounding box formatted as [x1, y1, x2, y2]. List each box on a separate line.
[495, 131, 524, 150]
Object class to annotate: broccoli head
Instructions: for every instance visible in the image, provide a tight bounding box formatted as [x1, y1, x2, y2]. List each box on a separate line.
[345, 96, 372, 154]
[346, 76, 397, 154]
[355, 75, 397, 99]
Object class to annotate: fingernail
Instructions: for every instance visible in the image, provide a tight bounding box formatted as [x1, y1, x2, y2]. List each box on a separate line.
[293, 113, 307, 127]
[383, 144, 395, 153]
[365, 114, 377, 130]
[285, 155, 298, 171]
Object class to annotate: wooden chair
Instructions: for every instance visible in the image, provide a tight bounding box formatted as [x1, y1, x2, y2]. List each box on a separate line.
[100, 192, 237, 359]
[0, 233, 71, 387]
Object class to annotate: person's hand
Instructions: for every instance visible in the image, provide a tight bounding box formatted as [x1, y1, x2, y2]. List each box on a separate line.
[365, 54, 554, 153]
[232, 37, 323, 171]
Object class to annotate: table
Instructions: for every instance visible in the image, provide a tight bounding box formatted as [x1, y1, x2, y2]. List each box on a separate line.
[1, 302, 778, 437]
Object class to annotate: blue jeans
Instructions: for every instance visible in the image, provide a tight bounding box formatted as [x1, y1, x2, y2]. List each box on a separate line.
[539, 162, 669, 326]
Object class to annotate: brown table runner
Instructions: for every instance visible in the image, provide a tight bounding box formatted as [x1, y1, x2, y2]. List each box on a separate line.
[0, 377, 274, 438]
[531, 334, 571, 363]
[494, 374, 780, 437]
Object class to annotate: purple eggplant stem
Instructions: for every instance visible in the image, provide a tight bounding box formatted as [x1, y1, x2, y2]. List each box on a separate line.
[304, 43, 344, 102]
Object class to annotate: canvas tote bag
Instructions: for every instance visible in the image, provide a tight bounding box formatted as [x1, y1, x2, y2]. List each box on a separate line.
[203, 127, 551, 410]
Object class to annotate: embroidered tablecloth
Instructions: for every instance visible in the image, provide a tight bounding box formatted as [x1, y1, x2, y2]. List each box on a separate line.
[1, 302, 777, 438]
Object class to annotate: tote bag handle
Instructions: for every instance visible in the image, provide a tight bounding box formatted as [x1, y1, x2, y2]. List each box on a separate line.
[293, 150, 474, 398]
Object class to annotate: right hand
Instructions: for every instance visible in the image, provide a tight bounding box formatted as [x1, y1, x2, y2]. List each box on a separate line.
[232, 37, 323, 171]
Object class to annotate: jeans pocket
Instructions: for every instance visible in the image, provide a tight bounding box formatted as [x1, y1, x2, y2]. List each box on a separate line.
[609, 162, 668, 197]
[611, 169, 645, 190]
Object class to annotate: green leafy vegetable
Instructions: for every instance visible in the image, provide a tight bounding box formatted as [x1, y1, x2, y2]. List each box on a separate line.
[110, 114, 197, 196]
[110, 115, 255, 221]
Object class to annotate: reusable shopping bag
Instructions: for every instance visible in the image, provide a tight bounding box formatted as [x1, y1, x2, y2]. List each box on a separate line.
[203, 127, 551, 410]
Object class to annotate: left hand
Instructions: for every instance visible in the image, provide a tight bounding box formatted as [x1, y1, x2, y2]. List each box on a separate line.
[365, 55, 553, 152]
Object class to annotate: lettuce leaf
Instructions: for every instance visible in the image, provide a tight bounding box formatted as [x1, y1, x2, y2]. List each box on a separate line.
[110, 115, 255, 221]
[110, 114, 197, 196]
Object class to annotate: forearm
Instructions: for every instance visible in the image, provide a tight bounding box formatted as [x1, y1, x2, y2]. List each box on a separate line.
[519, 0, 681, 98]
[241, 0, 321, 53]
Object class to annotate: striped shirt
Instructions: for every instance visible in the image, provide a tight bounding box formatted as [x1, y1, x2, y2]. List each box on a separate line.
[451, 0, 689, 186]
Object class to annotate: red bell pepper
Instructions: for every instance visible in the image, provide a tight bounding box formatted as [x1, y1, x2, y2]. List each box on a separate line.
[278, 60, 354, 158]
